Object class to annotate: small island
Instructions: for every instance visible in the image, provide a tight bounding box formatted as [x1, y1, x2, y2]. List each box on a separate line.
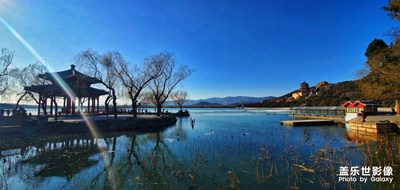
[0, 53, 192, 136]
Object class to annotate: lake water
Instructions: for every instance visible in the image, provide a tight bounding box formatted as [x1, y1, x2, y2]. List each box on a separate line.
[0, 108, 399, 189]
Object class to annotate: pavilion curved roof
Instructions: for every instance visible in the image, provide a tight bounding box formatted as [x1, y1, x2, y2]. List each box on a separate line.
[38, 65, 101, 85]
[25, 64, 109, 98]
[24, 84, 108, 97]
[341, 100, 380, 108]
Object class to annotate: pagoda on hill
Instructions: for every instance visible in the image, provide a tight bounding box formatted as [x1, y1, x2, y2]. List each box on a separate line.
[24, 65, 108, 117]
[291, 81, 311, 100]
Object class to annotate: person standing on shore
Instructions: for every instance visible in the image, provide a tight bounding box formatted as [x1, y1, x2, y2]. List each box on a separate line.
[361, 111, 366, 122]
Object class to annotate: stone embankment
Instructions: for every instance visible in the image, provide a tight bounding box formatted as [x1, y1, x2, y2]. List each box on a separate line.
[0, 114, 177, 136]
[347, 115, 400, 134]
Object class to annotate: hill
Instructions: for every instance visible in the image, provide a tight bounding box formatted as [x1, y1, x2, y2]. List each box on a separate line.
[247, 81, 363, 107]
[0, 103, 14, 109]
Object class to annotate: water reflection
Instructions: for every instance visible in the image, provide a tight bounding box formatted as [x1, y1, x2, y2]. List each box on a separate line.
[0, 109, 399, 189]
[0, 130, 184, 189]
[345, 125, 386, 144]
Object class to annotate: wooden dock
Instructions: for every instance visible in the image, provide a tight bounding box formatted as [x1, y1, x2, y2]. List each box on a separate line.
[280, 119, 335, 126]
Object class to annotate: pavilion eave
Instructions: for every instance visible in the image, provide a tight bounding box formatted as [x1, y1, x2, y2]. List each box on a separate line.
[24, 85, 108, 97]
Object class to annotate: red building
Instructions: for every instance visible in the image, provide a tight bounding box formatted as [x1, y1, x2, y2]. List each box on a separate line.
[24, 65, 108, 118]
[341, 100, 380, 121]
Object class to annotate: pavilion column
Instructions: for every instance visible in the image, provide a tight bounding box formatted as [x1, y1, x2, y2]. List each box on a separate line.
[87, 97, 91, 113]
[52, 96, 58, 121]
[50, 96, 53, 116]
[63, 97, 66, 114]
[38, 94, 42, 115]
[91, 97, 95, 114]
[78, 97, 82, 114]
[66, 97, 71, 115]
[97, 96, 99, 114]
[72, 97, 76, 115]
[396, 100, 400, 116]
[44, 97, 48, 115]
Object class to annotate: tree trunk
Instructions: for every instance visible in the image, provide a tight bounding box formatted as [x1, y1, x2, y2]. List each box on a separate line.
[105, 95, 111, 117]
[111, 89, 118, 119]
[105, 102, 109, 116]
[131, 101, 138, 118]
[52, 98, 58, 121]
[156, 104, 162, 116]
[179, 104, 183, 111]
[41, 98, 47, 115]
[15, 91, 28, 111]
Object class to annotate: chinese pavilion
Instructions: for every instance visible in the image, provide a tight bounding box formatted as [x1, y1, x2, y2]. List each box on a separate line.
[24, 65, 108, 117]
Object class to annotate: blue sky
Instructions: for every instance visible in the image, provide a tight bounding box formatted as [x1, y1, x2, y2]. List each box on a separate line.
[0, 0, 398, 99]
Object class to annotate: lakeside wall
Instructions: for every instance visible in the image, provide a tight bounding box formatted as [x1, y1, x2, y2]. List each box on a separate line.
[0, 115, 177, 137]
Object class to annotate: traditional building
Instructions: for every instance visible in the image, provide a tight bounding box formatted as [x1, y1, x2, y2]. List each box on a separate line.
[341, 100, 380, 121]
[299, 81, 310, 92]
[292, 81, 310, 100]
[24, 65, 108, 117]
[290, 106, 345, 117]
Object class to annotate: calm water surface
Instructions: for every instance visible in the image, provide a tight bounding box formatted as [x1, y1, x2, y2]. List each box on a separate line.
[0, 108, 399, 189]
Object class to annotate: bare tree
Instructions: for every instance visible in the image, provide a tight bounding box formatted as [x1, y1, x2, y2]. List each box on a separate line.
[142, 91, 157, 108]
[74, 49, 119, 119]
[112, 52, 163, 118]
[171, 91, 187, 111]
[148, 52, 192, 116]
[355, 62, 370, 80]
[0, 48, 13, 96]
[9, 62, 48, 110]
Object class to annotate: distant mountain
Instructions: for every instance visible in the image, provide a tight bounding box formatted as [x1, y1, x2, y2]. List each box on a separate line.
[187, 101, 234, 108]
[184, 96, 274, 106]
[165, 96, 274, 106]
[193, 101, 218, 105]
[0, 103, 13, 109]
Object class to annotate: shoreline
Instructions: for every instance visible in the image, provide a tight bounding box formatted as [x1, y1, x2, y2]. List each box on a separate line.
[243, 107, 291, 110]
[0, 114, 177, 137]
[289, 114, 345, 123]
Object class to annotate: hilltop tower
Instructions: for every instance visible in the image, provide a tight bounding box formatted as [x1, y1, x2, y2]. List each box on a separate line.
[291, 81, 310, 100]
[299, 81, 310, 92]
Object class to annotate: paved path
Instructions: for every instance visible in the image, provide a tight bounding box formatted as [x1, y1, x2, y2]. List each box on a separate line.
[49, 114, 159, 122]
[0, 114, 160, 128]
[363, 115, 400, 122]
